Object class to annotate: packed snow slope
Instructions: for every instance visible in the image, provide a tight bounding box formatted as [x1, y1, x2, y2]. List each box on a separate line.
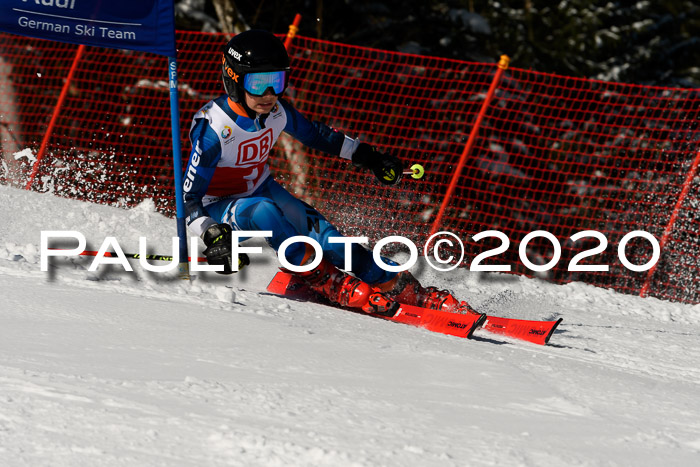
[1, 184, 699, 467]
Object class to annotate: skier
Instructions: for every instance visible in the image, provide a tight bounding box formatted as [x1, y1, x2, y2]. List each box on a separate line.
[183, 29, 475, 316]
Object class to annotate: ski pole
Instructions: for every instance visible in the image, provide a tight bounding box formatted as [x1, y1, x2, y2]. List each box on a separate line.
[403, 163, 425, 180]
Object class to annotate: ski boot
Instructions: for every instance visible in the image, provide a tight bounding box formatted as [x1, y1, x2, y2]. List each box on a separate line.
[295, 258, 399, 316]
[376, 271, 478, 315]
[422, 286, 480, 315]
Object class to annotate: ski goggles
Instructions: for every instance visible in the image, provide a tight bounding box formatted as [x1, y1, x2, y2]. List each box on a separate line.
[243, 71, 287, 96]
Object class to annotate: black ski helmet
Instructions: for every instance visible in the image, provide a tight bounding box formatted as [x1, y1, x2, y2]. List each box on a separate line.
[221, 30, 291, 103]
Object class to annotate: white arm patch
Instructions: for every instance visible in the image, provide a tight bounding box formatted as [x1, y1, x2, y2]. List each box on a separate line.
[189, 216, 218, 238]
[339, 136, 361, 160]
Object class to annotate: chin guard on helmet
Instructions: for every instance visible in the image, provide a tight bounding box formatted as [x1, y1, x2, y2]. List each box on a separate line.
[221, 29, 291, 103]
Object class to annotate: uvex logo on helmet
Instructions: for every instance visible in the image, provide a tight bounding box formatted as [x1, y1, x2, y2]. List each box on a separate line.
[227, 47, 242, 61]
[222, 55, 239, 83]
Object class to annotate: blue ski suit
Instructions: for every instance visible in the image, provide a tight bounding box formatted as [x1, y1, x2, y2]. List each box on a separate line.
[183, 95, 396, 285]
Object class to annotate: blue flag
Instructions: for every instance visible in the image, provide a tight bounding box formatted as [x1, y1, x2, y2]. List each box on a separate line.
[0, 0, 176, 57]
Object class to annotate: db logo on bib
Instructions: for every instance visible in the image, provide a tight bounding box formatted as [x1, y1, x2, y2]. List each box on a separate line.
[238, 128, 273, 166]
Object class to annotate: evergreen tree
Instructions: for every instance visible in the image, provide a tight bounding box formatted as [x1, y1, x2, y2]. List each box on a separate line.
[176, 0, 700, 87]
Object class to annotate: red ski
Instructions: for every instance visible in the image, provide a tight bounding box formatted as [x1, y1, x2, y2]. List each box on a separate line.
[266, 271, 561, 345]
[482, 315, 562, 345]
[267, 271, 486, 339]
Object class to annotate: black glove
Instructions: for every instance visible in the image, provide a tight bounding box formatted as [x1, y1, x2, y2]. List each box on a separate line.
[351, 143, 403, 186]
[202, 223, 249, 274]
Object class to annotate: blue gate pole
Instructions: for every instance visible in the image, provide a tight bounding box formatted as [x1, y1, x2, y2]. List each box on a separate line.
[168, 56, 190, 279]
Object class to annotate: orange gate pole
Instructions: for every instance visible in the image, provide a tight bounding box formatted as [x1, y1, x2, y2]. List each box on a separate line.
[284, 14, 302, 50]
[25, 43, 85, 191]
[640, 147, 700, 298]
[429, 55, 510, 236]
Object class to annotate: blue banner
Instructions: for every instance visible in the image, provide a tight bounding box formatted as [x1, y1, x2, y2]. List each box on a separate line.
[0, 0, 176, 57]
